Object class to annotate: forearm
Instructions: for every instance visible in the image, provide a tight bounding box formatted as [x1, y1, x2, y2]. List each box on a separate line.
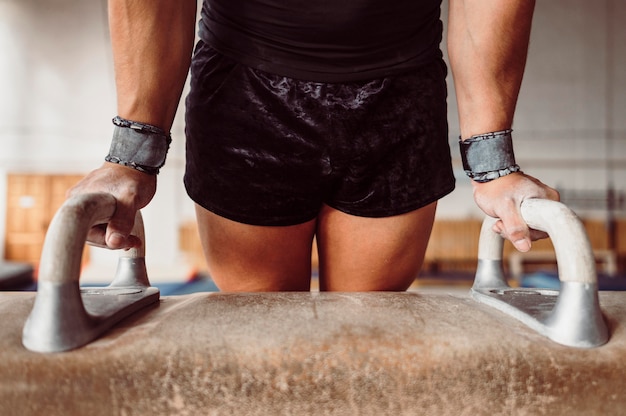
[447, 0, 535, 139]
[108, 0, 197, 131]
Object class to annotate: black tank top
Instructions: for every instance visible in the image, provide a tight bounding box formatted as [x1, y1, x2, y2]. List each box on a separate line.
[198, 0, 443, 82]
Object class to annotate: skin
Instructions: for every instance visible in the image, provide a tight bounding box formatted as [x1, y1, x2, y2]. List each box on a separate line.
[69, 0, 558, 291]
[448, 0, 559, 248]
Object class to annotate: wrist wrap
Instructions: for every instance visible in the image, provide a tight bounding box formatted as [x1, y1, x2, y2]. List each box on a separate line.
[105, 116, 171, 175]
[459, 129, 521, 183]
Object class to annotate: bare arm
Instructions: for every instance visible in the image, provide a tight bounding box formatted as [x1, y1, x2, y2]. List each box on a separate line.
[447, 0, 559, 251]
[109, 0, 197, 130]
[448, 0, 534, 138]
[69, 0, 197, 249]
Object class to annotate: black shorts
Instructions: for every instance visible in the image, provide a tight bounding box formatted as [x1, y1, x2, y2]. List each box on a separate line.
[184, 41, 455, 226]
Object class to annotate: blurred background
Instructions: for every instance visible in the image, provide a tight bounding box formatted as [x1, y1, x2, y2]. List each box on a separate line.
[1, 0, 625, 291]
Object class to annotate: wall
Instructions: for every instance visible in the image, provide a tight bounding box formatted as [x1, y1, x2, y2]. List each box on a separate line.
[441, 0, 626, 219]
[1, 0, 625, 277]
[0, 0, 191, 280]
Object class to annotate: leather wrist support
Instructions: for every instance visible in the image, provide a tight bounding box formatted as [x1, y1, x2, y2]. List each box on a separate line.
[459, 129, 521, 183]
[105, 116, 171, 175]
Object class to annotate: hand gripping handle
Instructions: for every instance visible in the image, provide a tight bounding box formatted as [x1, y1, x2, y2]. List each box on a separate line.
[36, 192, 148, 286]
[472, 198, 609, 348]
[475, 198, 596, 287]
[23, 193, 157, 353]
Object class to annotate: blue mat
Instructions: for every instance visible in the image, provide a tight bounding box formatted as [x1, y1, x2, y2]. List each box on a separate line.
[155, 275, 219, 296]
[521, 271, 626, 291]
[11, 274, 220, 295]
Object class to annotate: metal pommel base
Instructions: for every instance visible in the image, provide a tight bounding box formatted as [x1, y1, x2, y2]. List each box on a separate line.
[22, 193, 160, 353]
[22, 280, 159, 353]
[471, 199, 609, 348]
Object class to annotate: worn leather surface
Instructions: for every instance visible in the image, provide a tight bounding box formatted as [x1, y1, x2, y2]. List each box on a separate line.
[1, 291, 625, 415]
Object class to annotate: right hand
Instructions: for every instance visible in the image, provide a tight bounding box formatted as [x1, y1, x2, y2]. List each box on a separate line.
[67, 162, 157, 249]
[472, 172, 560, 253]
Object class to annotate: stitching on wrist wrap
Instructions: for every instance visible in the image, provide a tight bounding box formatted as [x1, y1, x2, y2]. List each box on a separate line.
[459, 129, 520, 183]
[105, 117, 171, 175]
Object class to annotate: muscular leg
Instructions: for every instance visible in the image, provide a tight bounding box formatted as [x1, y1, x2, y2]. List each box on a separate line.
[194, 204, 316, 291]
[195, 201, 436, 292]
[316, 202, 437, 291]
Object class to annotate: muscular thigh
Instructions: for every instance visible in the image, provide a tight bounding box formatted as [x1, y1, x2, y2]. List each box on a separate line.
[316, 202, 437, 291]
[194, 204, 317, 292]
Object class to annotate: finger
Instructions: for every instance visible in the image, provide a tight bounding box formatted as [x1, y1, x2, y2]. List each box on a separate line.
[528, 228, 549, 241]
[125, 234, 143, 249]
[493, 213, 548, 245]
[105, 205, 138, 249]
[86, 224, 108, 248]
[491, 219, 513, 242]
[497, 209, 531, 252]
[491, 219, 504, 236]
[87, 228, 142, 250]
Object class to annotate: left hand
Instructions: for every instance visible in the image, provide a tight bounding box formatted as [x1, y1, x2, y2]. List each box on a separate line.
[472, 172, 560, 252]
[67, 162, 157, 250]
